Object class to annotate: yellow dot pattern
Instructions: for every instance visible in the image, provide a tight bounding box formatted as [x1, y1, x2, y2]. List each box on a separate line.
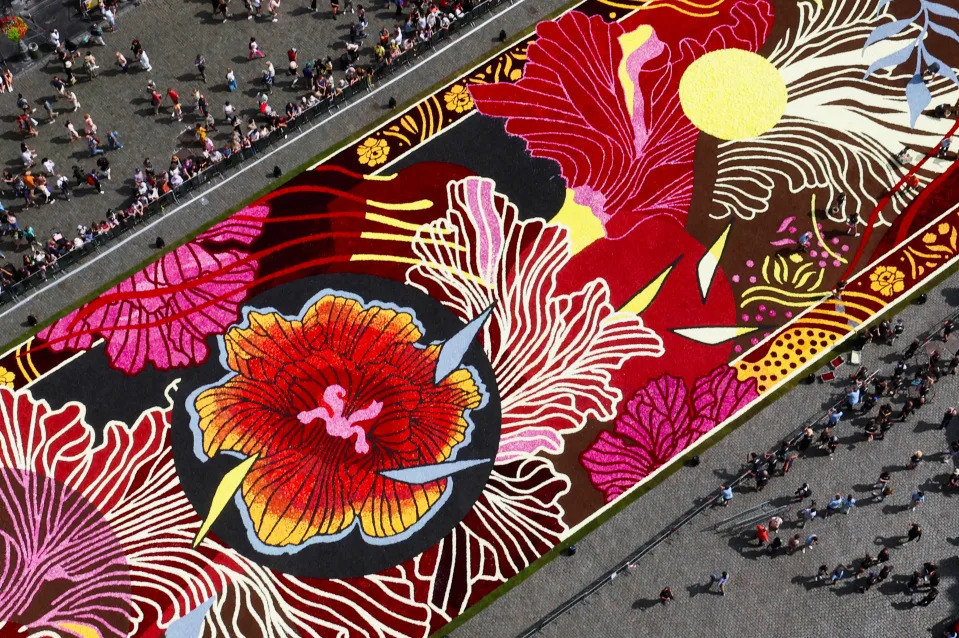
[736, 327, 840, 392]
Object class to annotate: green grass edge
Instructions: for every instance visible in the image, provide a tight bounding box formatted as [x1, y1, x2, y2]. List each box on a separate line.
[0, 2, 575, 356]
[430, 256, 959, 637]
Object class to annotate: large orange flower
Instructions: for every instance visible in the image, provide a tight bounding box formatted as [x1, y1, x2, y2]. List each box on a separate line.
[192, 293, 483, 549]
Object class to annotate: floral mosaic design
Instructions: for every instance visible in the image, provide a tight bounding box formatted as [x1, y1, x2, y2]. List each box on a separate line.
[3, 0, 959, 636]
[356, 137, 391, 167]
[191, 292, 484, 547]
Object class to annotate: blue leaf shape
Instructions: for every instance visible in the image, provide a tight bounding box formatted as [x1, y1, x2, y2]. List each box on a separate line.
[864, 16, 918, 49]
[864, 43, 916, 79]
[924, 1, 959, 20]
[906, 73, 932, 127]
[876, 0, 894, 15]
[921, 48, 959, 87]
[928, 20, 959, 45]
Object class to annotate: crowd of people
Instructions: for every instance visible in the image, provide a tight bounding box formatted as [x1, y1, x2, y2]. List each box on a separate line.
[0, 0, 487, 296]
[647, 314, 959, 634]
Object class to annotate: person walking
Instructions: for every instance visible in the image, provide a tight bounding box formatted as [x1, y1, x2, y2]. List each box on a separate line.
[787, 534, 803, 554]
[103, 6, 117, 31]
[907, 450, 924, 470]
[910, 490, 925, 511]
[225, 67, 238, 91]
[799, 501, 817, 528]
[841, 494, 856, 514]
[249, 36, 265, 59]
[717, 484, 733, 507]
[904, 522, 922, 545]
[802, 533, 818, 554]
[659, 587, 674, 604]
[794, 482, 811, 502]
[86, 169, 103, 194]
[709, 572, 730, 596]
[168, 88, 183, 121]
[107, 130, 123, 150]
[268, 0, 280, 21]
[829, 564, 846, 586]
[195, 54, 207, 82]
[815, 565, 829, 582]
[42, 98, 56, 123]
[768, 515, 783, 533]
[826, 493, 842, 516]
[65, 89, 80, 112]
[755, 524, 769, 547]
[139, 48, 152, 72]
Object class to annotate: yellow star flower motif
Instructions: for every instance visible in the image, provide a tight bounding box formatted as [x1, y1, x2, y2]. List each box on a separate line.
[443, 84, 474, 114]
[0, 366, 14, 389]
[869, 265, 906, 297]
[356, 137, 390, 167]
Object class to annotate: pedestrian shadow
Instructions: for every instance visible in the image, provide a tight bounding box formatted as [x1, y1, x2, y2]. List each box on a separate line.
[231, 55, 250, 65]
[913, 420, 940, 434]
[685, 581, 718, 598]
[790, 574, 826, 591]
[711, 467, 738, 482]
[873, 534, 903, 548]
[881, 503, 911, 515]
[631, 598, 660, 611]
[891, 599, 916, 611]
[877, 574, 910, 596]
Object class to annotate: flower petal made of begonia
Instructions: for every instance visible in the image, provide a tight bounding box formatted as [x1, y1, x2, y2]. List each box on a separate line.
[38, 244, 257, 374]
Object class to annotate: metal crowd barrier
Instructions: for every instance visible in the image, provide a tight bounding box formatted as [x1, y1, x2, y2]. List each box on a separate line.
[0, 0, 513, 305]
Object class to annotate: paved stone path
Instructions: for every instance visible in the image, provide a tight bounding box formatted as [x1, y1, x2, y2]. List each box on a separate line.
[0, 0, 571, 344]
[454, 271, 959, 638]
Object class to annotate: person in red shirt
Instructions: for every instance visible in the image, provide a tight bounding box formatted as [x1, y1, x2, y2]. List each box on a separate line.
[755, 524, 769, 547]
[167, 88, 179, 105]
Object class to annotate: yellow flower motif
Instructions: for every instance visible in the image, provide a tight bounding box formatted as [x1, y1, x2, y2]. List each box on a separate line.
[443, 84, 474, 114]
[356, 137, 390, 167]
[869, 265, 906, 297]
[0, 366, 14, 389]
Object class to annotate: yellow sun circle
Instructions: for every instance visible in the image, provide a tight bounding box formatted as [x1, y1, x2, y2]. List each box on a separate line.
[679, 49, 787, 141]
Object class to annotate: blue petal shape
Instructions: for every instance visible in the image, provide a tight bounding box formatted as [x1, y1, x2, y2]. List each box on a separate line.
[864, 16, 919, 49]
[167, 596, 217, 638]
[924, 1, 959, 20]
[906, 72, 932, 127]
[876, 0, 894, 14]
[434, 304, 494, 384]
[921, 47, 959, 87]
[379, 458, 491, 484]
[864, 42, 916, 79]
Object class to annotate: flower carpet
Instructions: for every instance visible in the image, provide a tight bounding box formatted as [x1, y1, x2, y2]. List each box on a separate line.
[0, 0, 958, 635]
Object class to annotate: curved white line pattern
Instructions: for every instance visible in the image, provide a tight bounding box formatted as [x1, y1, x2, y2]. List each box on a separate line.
[712, 0, 958, 225]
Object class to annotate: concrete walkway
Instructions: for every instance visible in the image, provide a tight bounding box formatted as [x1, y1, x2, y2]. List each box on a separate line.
[0, 0, 573, 345]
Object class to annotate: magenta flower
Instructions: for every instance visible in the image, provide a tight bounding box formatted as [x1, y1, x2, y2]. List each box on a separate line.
[581, 365, 758, 502]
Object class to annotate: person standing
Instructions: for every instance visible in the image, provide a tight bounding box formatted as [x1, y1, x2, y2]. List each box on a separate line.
[268, 0, 280, 21]
[139, 48, 152, 71]
[115, 50, 130, 72]
[659, 587, 674, 605]
[794, 482, 811, 503]
[195, 54, 207, 82]
[225, 67, 238, 91]
[103, 6, 117, 31]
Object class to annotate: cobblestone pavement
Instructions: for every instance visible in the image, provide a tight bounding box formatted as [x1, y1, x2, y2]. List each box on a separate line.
[0, 0, 570, 343]
[454, 271, 959, 638]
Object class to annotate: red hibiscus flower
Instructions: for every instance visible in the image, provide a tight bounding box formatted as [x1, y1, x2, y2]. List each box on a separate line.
[192, 292, 484, 547]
